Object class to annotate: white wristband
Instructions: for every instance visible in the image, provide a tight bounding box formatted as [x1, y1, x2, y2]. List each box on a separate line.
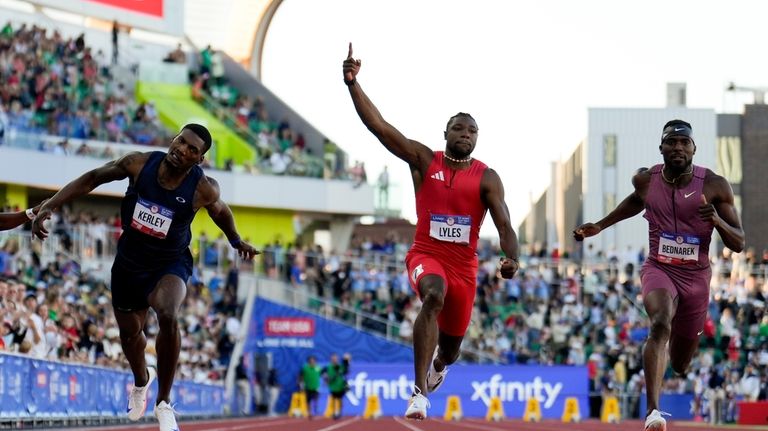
[25, 208, 35, 220]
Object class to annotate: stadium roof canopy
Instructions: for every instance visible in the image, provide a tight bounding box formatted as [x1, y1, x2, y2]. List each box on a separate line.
[184, 0, 283, 80]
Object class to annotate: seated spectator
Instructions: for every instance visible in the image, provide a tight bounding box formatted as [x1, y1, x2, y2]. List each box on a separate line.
[163, 43, 187, 64]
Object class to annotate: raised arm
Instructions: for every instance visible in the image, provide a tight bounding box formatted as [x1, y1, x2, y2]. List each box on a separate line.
[700, 173, 744, 252]
[574, 168, 650, 241]
[32, 152, 145, 239]
[196, 176, 258, 260]
[343, 43, 432, 171]
[481, 169, 519, 279]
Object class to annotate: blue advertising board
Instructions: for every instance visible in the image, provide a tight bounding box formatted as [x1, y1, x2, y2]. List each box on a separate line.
[245, 298, 413, 412]
[317, 362, 589, 418]
[245, 298, 589, 417]
[0, 353, 225, 418]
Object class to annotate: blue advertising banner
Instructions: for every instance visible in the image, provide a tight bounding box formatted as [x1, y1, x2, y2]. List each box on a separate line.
[245, 298, 589, 418]
[245, 298, 413, 412]
[0, 354, 27, 417]
[0, 353, 225, 418]
[310, 362, 589, 418]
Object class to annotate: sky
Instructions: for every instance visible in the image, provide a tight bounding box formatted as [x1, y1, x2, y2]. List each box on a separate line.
[260, 0, 768, 238]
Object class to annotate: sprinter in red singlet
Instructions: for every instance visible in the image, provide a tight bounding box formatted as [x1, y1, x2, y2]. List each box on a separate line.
[342, 43, 520, 420]
[573, 119, 744, 431]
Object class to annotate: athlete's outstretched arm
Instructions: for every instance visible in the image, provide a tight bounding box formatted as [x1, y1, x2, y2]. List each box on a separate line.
[343, 43, 432, 169]
[481, 169, 519, 279]
[701, 174, 744, 252]
[574, 169, 650, 241]
[0, 211, 32, 231]
[0, 200, 47, 231]
[198, 176, 259, 260]
[32, 152, 144, 239]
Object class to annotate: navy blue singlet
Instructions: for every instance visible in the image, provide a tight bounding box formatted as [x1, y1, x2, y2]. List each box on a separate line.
[116, 151, 203, 268]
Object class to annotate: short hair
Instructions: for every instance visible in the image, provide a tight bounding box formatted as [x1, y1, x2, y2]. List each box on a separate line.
[446, 112, 476, 130]
[182, 123, 212, 152]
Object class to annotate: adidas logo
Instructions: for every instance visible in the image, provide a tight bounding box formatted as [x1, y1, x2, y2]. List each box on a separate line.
[430, 171, 445, 181]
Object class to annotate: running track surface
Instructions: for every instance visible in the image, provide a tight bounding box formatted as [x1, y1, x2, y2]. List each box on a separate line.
[44, 416, 768, 431]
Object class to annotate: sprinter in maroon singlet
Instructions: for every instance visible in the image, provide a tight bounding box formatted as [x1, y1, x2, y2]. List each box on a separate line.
[343, 43, 520, 420]
[573, 120, 744, 431]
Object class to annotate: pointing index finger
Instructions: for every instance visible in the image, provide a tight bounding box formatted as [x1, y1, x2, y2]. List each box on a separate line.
[347, 42, 353, 59]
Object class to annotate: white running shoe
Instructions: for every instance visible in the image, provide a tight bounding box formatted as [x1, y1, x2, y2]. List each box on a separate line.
[154, 400, 180, 431]
[644, 409, 670, 431]
[426, 347, 448, 394]
[404, 388, 430, 420]
[127, 367, 157, 421]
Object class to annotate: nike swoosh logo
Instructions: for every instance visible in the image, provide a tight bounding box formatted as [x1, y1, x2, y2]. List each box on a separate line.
[697, 330, 704, 336]
[674, 127, 685, 132]
[684, 191, 695, 198]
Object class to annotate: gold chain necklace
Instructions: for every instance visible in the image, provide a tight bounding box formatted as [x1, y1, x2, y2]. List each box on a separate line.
[661, 164, 693, 184]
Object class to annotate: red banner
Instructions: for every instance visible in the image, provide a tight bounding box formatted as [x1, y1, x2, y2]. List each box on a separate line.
[264, 317, 315, 337]
[86, 0, 163, 18]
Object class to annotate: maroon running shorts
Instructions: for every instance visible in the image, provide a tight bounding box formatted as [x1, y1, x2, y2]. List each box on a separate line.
[640, 260, 712, 339]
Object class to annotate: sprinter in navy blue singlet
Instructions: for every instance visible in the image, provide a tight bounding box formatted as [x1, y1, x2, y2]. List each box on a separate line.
[111, 151, 202, 312]
[33, 124, 258, 431]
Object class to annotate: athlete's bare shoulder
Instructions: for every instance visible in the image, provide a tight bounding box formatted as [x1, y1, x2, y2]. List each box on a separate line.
[105, 151, 150, 180]
[702, 168, 732, 198]
[632, 167, 652, 186]
[192, 175, 221, 209]
[702, 167, 726, 182]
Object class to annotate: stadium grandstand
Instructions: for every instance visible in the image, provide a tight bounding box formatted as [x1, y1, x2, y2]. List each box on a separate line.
[0, 1, 765, 431]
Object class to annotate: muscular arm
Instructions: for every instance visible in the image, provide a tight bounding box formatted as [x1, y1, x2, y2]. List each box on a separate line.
[347, 82, 432, 168]
[574, 169, 649, 240]
[703, 173, 744, 252]
[0, 211, 32, 231]
[343, 44, 432, 174]
[0, 197, 45, 229]
[196, 176, 258, 259]
[32, 152, 145, 239]
[600, 171, 649, 228]
[196, 176, 240, 242]
[481, 169, 519, 279]
[481, 169, 518, 259]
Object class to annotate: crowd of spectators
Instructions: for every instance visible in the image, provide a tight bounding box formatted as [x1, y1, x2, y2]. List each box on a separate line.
[0, 22, 169, 147]
[192, 46, 349, 180]
[1, 21, 358, 182]
[0, 208, 242, 385]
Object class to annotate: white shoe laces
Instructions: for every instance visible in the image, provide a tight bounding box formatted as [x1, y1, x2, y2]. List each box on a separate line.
[410, 387, 431, 409]
[155, 402, 179, 430]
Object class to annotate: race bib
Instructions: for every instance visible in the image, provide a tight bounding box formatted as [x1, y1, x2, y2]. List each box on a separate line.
[429, 214, 471, 244]
[130, 197, 174, 239]
[658, 232, 700, 265]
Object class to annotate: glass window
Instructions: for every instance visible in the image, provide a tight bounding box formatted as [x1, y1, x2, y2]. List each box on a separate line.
[603, 134, 617, 167]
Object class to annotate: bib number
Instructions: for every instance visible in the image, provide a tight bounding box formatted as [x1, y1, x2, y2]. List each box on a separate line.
[429, 214, 471, 244]
[658, 232, 700, 265]
[131, 197, 174, 239]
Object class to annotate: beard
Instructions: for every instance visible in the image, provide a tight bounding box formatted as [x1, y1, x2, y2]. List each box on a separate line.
[663, 156, 691, 173]
[449, 142, 473, 158]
